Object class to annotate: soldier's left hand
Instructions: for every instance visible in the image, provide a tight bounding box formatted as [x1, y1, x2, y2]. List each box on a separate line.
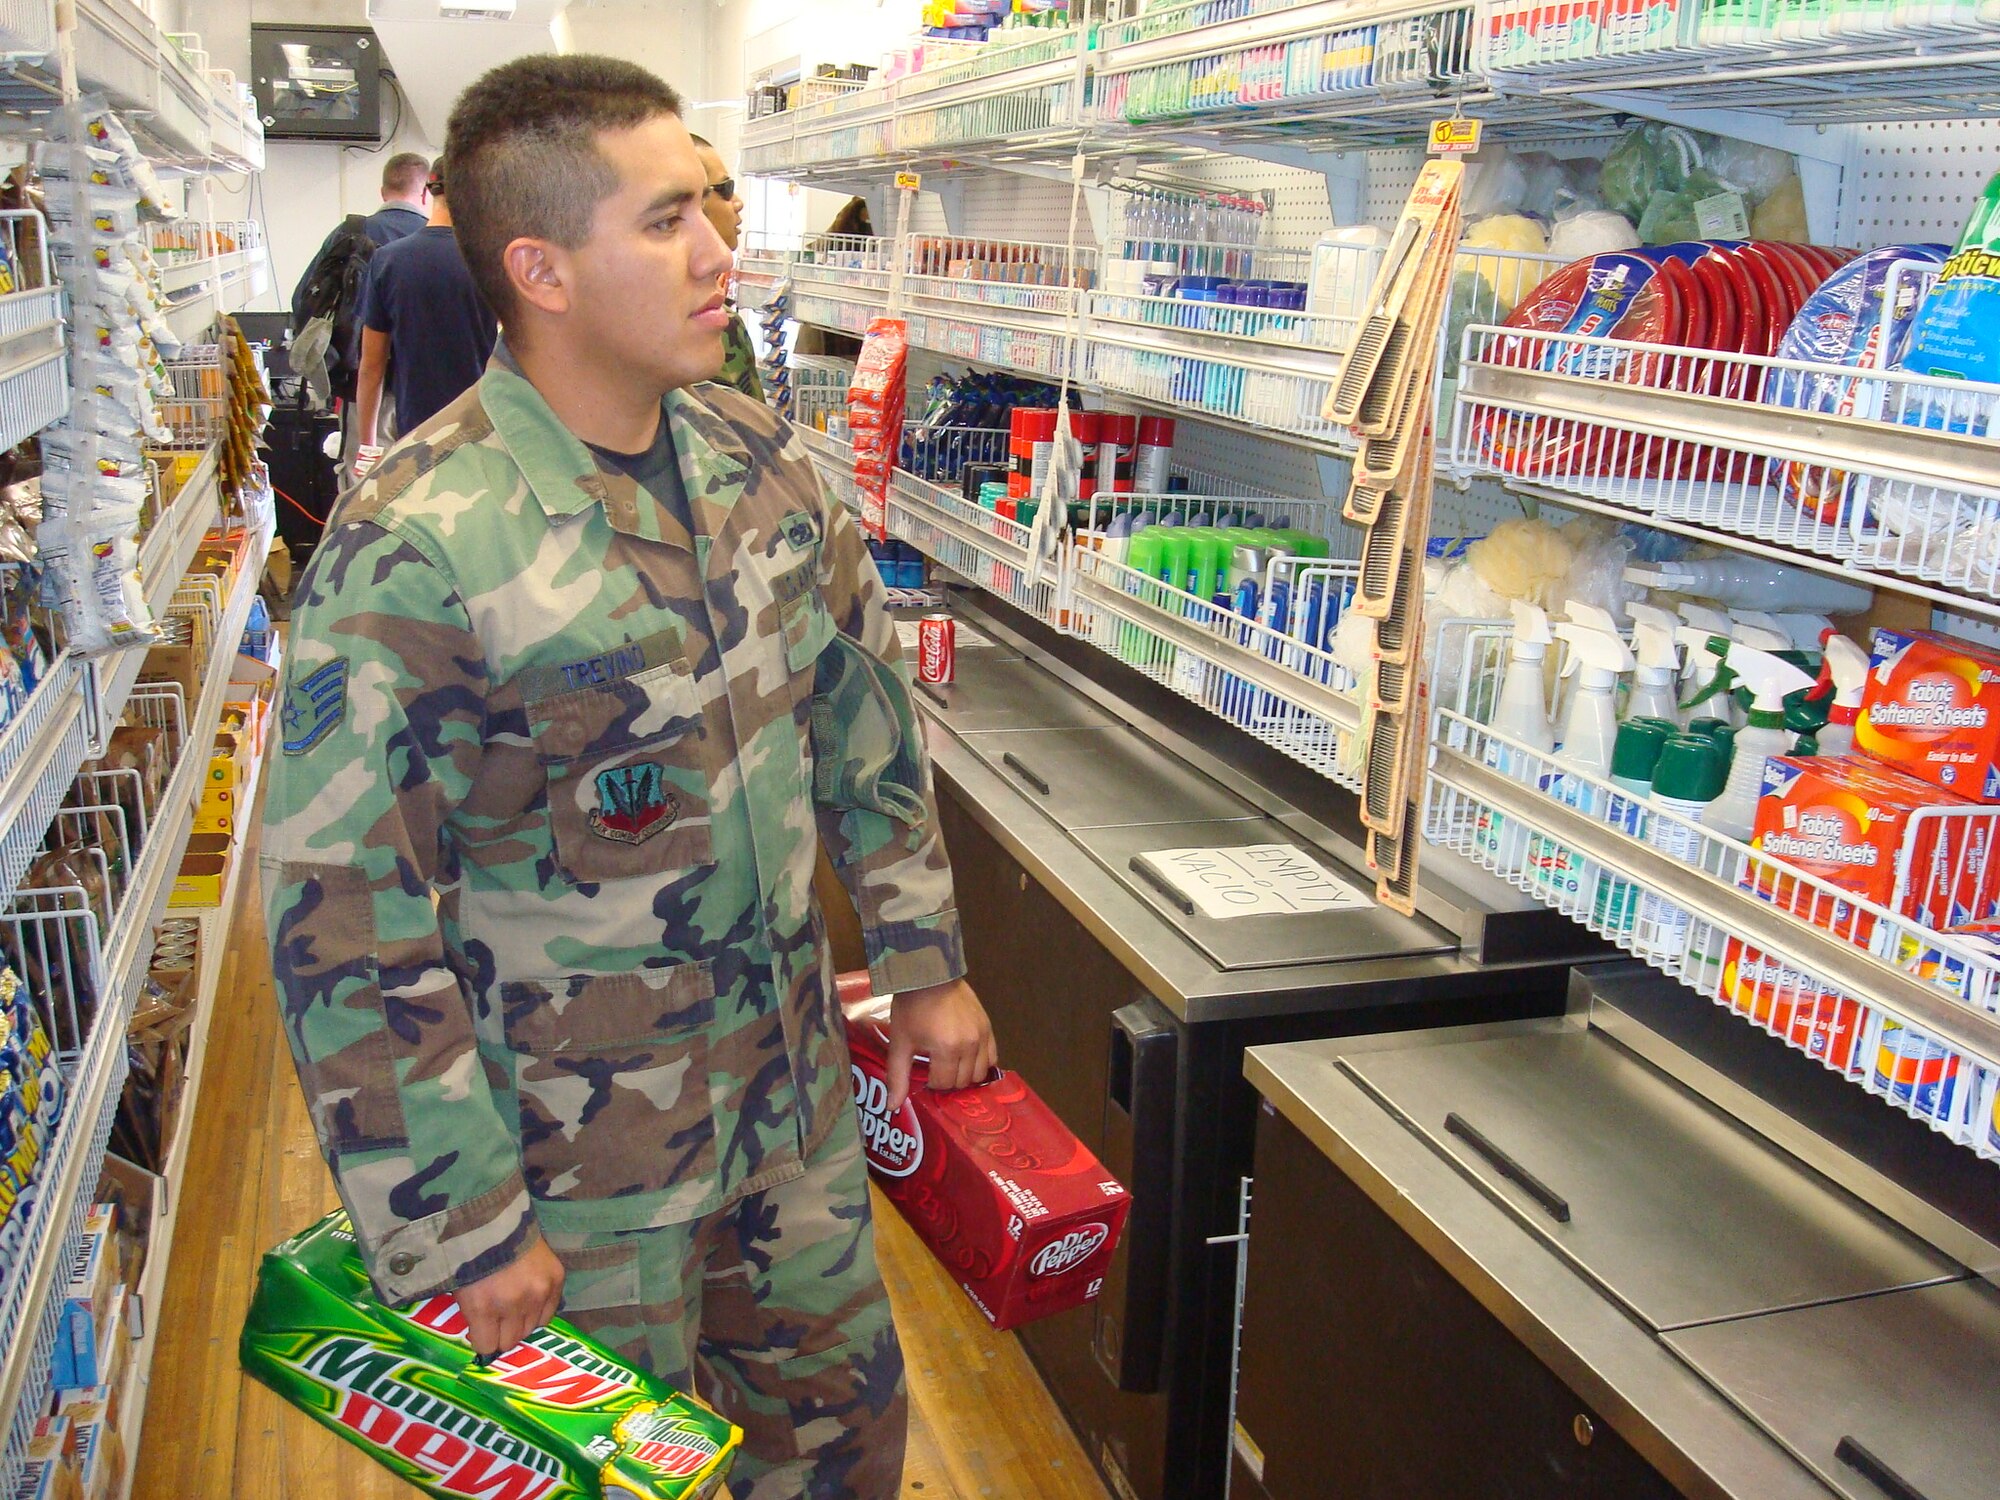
[886, 978, 997, 1109]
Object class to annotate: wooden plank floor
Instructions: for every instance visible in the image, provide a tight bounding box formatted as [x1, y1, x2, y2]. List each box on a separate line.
[133, 809, 1107, 1500]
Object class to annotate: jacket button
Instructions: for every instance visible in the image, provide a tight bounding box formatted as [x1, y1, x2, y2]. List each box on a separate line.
[388, 1252, 419, 1277]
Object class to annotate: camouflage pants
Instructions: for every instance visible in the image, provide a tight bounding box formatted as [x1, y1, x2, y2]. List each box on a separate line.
[541, 1114, 906, 1500]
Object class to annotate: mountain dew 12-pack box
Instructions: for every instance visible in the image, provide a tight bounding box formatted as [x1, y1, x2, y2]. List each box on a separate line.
[240, 1213, 740, 1499]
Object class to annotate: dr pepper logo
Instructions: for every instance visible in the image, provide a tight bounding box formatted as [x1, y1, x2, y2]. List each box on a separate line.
[1029, 1223, 1110, 1278]
[851, 1065, 924, 1178]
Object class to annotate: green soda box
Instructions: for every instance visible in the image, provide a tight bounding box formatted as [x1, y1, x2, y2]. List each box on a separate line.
[240, 1213, 740, 1500]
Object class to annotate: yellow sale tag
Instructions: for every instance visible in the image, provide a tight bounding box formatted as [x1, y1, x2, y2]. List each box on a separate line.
[1428, 118, 1482, 154]
[894, 170, 922, 191]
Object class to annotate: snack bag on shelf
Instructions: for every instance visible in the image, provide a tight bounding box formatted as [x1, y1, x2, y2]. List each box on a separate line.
[849, 318, 908, 542]
[241, 1212, 741, 1500]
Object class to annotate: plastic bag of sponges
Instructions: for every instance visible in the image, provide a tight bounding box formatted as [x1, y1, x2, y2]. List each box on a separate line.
[849, 317, 908, 541]
[241, 1213, 740, 1499]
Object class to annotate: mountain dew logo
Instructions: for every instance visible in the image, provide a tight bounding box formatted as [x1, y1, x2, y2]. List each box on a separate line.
[296, 1335, 569, 1499]
[406, 1297, 635, 1409]
[614, 1405, 726, 1480]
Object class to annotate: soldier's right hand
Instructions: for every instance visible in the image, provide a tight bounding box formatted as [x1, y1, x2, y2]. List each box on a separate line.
[454, 1237, 566, 1359]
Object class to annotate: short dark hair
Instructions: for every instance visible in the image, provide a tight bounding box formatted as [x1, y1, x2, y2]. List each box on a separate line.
[445, 55, 684, 325]
[382, 152, 429, 197]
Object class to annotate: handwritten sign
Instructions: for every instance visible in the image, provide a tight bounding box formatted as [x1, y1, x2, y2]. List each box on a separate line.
[1133, 845, 1374, 920]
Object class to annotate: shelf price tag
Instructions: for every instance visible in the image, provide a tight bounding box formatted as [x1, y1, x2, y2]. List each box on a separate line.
[894, 170, 922, 192]
[1428, 117, 1482, 155]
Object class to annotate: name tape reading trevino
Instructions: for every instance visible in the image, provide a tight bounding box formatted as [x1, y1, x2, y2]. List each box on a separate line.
[1134, 845, 1374, 920]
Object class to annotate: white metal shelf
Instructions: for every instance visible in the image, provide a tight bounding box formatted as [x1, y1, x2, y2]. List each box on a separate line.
[0, 1, 268, 174]
[114, 628, 276, 1500]
[795, 420, 1367, 786]
[1448, 323, 2000, 616]
[0, 518, 271, 1493]
[92, 443, 222, 749]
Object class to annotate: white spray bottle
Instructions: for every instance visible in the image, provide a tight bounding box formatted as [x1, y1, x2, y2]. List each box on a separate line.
[1493, 600, 1555, 755]
[1815, 632, 1869, 759]
[1677, 603, 1736, 719]
[1625, 603, 1684, 725]
[1705, 644, 1815, 844]
[1554, 615, 1636, 776]
[1534, 613, 1635, 904]
[1477, 601, 1553, 870]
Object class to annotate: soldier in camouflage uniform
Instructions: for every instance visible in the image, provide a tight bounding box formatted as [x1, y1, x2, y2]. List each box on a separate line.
[692, 134, 764, 402]
[261, 55, 996, 1499]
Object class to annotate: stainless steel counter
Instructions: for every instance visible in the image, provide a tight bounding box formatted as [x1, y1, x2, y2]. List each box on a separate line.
[1245, 966, 2000, 1500]
[916, 592, 1594, 1023]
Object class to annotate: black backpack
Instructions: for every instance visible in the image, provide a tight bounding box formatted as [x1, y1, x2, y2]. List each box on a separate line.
[290, 215, 376, 405]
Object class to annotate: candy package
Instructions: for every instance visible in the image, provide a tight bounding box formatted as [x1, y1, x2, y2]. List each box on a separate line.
[51, 97, 173, 219]
[242, 1213, 741, 1500]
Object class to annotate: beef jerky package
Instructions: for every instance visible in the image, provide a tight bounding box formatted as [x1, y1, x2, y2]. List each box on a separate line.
[241, 1213, 741, 1500]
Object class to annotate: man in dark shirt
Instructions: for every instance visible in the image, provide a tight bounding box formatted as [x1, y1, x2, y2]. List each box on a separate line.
[360, 152, 432, 245]
[350, 162, 499, 478]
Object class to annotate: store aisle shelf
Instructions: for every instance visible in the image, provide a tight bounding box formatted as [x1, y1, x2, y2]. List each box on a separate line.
[743, 5, 2000, 182]
[93, 443, 221, 748]
[1448, 324, 2000, 616]
[0, 517, 270, 1493]
[113, 629, 276, 1500]
[794, 421, 1367, 788]
[1477, 1, 2000, 123]
[1426, 614, 2000, 1155]
[0, 0, 266, 174]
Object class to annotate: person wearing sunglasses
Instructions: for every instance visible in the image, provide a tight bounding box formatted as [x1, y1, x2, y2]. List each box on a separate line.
[691, 134, 763, 400]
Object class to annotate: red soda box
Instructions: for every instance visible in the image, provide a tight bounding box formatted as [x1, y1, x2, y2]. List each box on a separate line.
[841, 987, 1131, 1332]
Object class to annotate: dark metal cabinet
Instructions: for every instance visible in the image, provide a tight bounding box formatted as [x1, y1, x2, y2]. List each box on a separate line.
[1233, 1104, 1683, 1500]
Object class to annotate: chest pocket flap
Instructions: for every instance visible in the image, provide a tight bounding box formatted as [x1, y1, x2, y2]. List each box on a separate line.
[527, 655, 716, 884]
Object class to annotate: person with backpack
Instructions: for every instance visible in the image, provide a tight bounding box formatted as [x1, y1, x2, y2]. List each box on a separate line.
[348, 162, 497, 480]
[289, 153, 433, 450]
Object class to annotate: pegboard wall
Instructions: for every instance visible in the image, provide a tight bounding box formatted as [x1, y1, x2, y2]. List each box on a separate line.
[1834, 118, 2000, 249]
[1158, 154, 1335, 243]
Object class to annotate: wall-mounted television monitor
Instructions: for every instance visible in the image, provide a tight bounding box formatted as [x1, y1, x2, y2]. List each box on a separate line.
[250, 24, 384, 142]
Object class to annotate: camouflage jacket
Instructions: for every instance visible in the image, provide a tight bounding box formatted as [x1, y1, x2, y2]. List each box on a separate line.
[261, 353, 963, 1304]
[717, 308, 763, 402]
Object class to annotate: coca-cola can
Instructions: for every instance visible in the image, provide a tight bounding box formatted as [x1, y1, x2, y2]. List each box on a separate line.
[918, 613, 956, 684]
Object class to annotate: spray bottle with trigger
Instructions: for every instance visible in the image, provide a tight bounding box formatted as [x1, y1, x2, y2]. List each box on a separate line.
[1476, 600, 1553, 871]
[1534, 610, 1636, 905]
[1677, 603, 1736, 721]
[1812, 632, 1869, 758]
[1705, 644, 1815, 844]
[1626, 603, 1684, 725]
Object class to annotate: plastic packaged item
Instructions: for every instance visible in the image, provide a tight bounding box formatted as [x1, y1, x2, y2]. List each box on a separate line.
[1595, 718, 1674, 933]
[1764, 243, 1948, 520]
[241, 1212, 741, 1499]
[1306, 226, 1389, 319]
[1531, 607, 1635, 903]
[1623, 556, 1872, 615]
[1856, 626, 2000, 800]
